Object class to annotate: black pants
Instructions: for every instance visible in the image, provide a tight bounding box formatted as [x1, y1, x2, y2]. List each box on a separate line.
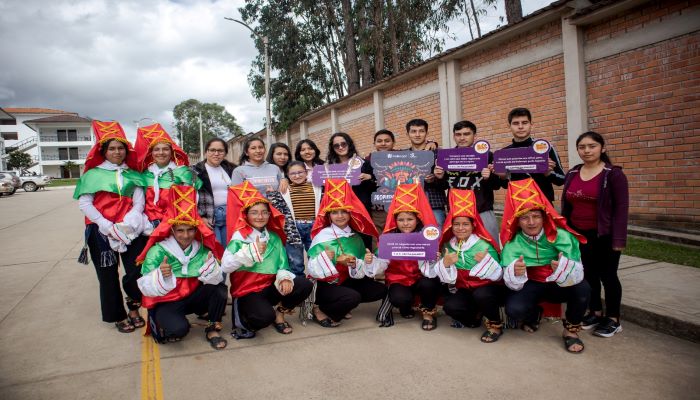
[87, 227, 146, 323]
[388, 277, 442, 316]
[578, 229, 623, 318]
[444, 285, 505, 324]
[505, 280, 591, 325]
[235, 276, 313, 331]
[316, 277, 387, 322]
[152, 283, 228, 339]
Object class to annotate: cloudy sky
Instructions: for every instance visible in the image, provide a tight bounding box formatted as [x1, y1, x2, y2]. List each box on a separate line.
[0, 0, 551, 139]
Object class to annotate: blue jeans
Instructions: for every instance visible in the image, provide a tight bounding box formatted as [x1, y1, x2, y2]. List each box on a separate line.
[213, 206, 228, 247]
[432, 208, 446, 232]
[285, 221, 313, 276]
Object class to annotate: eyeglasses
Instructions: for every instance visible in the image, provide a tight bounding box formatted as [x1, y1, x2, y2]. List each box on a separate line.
[333, 142, 348, 150]
[248, 211, 270, 217]
[207, 149, 225, 154]
[288, 171, 306, 177]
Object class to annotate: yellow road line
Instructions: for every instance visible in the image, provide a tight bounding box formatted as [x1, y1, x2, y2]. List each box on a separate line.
[140, 324, 164, 400]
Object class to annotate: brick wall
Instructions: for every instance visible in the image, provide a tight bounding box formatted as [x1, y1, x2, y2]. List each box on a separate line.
[339, 114, 375, 158]
[384, 93, 442, 150]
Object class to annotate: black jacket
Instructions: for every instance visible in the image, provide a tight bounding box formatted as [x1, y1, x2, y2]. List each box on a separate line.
[501, 137, 565, 202]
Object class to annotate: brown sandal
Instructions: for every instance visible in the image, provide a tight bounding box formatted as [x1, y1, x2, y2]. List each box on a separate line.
[115, 319, 135, 333]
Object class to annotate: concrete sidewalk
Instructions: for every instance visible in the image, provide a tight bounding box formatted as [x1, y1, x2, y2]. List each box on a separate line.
[0, 188, 698, 400]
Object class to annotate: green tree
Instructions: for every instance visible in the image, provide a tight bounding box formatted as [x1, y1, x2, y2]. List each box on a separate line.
[62, 160, 78, 178]
[7, 151, 32, 170]
[172, 99, 245, 154]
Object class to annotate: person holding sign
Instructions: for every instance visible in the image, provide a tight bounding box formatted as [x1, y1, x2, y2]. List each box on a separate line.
[232, 137, 289, 196]
[365, 184, 443, 331]
[500, 178, 590, 353]
[434, 120, 505, 242]
[497, 108, 565, 202]
[433, 189, 504, 342]
[136, 185, 228, 349]
[307, 179, 386, 327]
[221, 182, 313, 338]
[363, 129, 396, 234]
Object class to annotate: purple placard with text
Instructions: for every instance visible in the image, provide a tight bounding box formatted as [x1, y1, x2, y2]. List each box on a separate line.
[436, 140, 490, 172]
[378, 226, 441, 261]
[312, 162, 361, 186]
[370, 150, 435, 207]
[493, 139, 550, 174]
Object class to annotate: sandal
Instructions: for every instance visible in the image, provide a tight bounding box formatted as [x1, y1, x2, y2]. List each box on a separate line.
[273, 321, 293, 334]
[480, 320, 503, 343]
[115, 319, 135, 333]
[313, 313, 340, 328]
[521, 306, 543, 333]
[562, 320, 584, 353]
[129, 314, 146, 329]
[420, 307, 437, 331]
[205, 323, 227, 350]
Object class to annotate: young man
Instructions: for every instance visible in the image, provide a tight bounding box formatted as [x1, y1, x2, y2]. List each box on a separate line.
[434, 120, 505, 242]
[498, 108, 565, 202]
[500, 178, 590, 353]
[404, 119, 448, 228]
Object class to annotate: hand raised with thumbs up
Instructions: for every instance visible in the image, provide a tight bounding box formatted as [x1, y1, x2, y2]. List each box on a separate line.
[255, 235, 267, 256]
[443, 249, 458, 267]
[160, 256, 172, 278]
[550, 252, 563, 271]
[474, 250, 488, 263]
[324, 245, 335, 261]
[514, 255, 526, 276]
[363, 248, 373, 264]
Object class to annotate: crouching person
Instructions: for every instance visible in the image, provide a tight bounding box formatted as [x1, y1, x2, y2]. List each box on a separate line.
[500, 178, 590, 353]
[136, 185, 228, 350]
[222, 182, 313, 339]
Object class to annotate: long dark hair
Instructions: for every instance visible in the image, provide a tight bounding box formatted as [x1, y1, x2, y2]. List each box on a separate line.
[266, 142, 291, 170]
[576, 131, 612, 164]
[327, 132, 358, 164]
[240, 137, 266, 165]
[100, 138, 128, 158]
[204, 137, 228, 154]
[294, 139, 324, 166]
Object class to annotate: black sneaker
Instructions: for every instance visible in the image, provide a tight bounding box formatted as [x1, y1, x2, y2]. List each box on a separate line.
[593, 318, 622, 338]
[581, 313, 603, 330]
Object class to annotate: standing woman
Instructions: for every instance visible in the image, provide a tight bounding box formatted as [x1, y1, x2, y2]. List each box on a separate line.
[75, 120, 148, 333]
[266, 143, 292, 177]
[232, 137, 289, 195]
[134, 123, 200, 229]
[193, 138, 236, 247]
[294, 139, 324, 181]
[562, 131, 629, 338]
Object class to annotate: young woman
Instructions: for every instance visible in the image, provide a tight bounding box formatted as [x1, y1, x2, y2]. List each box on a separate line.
[562, 131, 629, 338]
[281, 161, 323, 276]
[221, 182, 312, 338]
[306, 179, 386, 327]
[134, 123, 200, 229]
[434, 189, 504, 342]
[266, 142, 292, 177]
[366, 184, 443, 331]
[232, 137, 289, 195]
[74, 120, 148, 333]
[294, 139, 324, 181]
[193, 138, 236, 246]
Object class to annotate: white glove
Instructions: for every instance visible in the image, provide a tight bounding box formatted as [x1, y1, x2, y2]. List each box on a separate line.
[468, 253, 503, 282]
[198, 253, 223, 285]
[546, 254, 584, 287]
[107, 223, 138, 253]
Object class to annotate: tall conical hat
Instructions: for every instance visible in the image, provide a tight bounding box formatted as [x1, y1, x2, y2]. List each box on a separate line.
[383, 183, 437, 234]
[84, 120, 138, 171]
[226, 181, 287, 244]
[311, 178, 378, 239]
[137, 185, 223, 263]
[500, 178, 585, 245]
[134, 122, 189, 171]
[440, 189, 499, 250]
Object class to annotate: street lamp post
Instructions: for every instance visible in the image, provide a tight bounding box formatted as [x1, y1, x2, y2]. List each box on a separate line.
[224, 17, 272, 148]
[134, 117, 154, 130]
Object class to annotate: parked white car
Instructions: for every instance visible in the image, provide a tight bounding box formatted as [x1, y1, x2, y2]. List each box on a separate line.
[0, 173, 16, 196]
[19, 174, 50, 192]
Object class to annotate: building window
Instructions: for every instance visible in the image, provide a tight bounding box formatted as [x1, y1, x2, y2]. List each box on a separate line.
[1, 132, 18, 140]
[57, 129, 77, 142]
[0, 118, 16, 126]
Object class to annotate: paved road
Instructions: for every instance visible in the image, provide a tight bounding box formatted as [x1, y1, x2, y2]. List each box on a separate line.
[0, 188, 698, 400]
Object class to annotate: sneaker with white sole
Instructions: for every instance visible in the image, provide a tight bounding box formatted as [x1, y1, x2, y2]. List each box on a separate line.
[581, 313, 603, 330]
[593, 317, 622, 337]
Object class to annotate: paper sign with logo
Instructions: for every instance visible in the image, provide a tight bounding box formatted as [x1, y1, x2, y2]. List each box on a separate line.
[493, 139, 550, 174]
[436, 140, 490, 172]
[370, 151, 435, 206]
[378, 225, 441, 261]
[311, 159, 362, 186]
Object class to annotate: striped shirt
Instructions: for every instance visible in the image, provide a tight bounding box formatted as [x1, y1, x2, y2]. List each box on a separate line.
[290, 182, 316, 220]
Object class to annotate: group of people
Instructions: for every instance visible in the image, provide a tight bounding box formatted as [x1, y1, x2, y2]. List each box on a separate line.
[75, 107, 628, 354]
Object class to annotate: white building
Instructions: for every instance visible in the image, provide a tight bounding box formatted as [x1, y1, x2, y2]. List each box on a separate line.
[0, 108, 93, 177]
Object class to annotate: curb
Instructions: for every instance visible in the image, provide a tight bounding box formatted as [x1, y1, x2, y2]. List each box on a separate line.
[621, 303, 699, 343]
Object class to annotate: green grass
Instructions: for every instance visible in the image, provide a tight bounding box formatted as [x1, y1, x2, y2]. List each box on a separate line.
[49, 178, 79, 187]
[624, 236, 700, 269]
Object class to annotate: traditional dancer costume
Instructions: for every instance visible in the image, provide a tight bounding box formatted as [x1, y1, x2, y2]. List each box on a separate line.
[75, 120, 147, 327]
[434, 189, 505, 339]
[307, 179, 386, 325]
[221, 181, 312, 337]
[368, 184, 442, 328]
[134, 123, 200, 230]
[500, 178, 590, 346]
[136, 185, 227, 346]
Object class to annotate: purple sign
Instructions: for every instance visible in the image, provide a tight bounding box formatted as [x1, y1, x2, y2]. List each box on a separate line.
[436, 140, 490, 172]
[312, 160, 361, 186]
[493, 139, 551, 174]
[370, 150, 435, 206]
[378, 226, 441, 261]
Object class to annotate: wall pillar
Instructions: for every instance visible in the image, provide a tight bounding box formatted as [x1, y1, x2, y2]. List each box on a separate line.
[330, 108, 339, 133]
[300, 121, 308, 140]
[373, 90, 384, 132]
[438, 60, 462, 147]
[562, 15, 588, 167]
